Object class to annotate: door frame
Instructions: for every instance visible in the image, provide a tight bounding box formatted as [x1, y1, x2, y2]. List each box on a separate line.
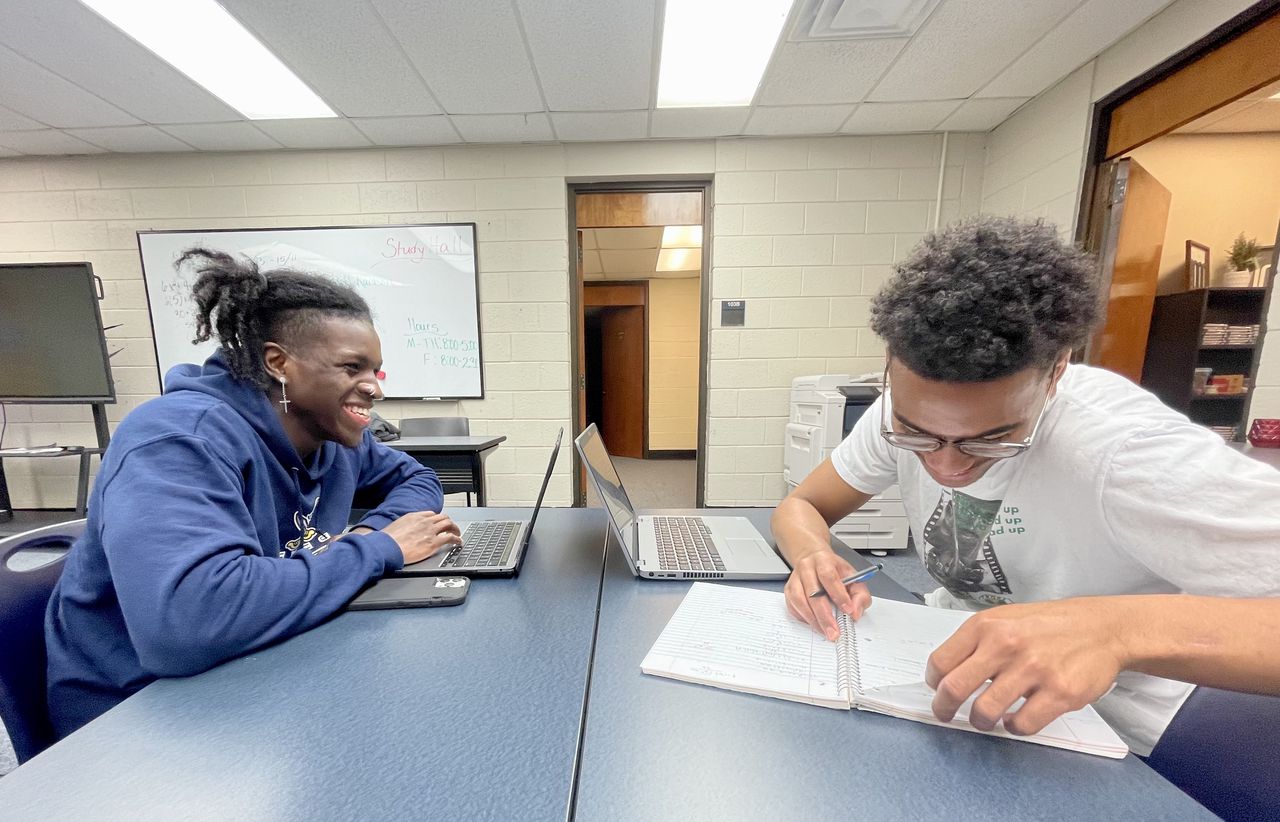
[567, 178, 713, 506]
[584, 280, 649, 459]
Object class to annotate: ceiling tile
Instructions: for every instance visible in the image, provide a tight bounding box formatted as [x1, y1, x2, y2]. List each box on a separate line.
[0, 0, 240, 124]
[758, 39, 908, 106]
[841, 101, 962, 134]
[0, 130, 107, 155]
[351, 117, 463, 146]
[979, 0, 1174, 98]
[868, 0, 1079, 102]
[745, 105, 853, 135]
[582, 230, 598, 250]
[551, 111, 649, 141]
[452, 113, 554, 143]
[221, 0, 440, 118]
[935, 97, 1027, 131]
[370, 0, 543, 114]
[159, 123, 283, 152]
[0, 44, 139, 128]
[65, 126, 194, 153]
[254, 119, 374, 149]
[583, 249, 603, 274]
[650, 108, 750, 139]
[516, 0, 656, 110]
[599, 248, 659, 274]
[0, 104, 45, 131]
[594, 227, 663, 249]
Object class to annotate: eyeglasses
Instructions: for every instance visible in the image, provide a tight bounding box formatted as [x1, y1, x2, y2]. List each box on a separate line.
[879, 364, 1052, 459]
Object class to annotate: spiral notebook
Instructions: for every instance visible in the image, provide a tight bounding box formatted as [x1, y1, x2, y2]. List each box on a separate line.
[641, 583, 1128, 759]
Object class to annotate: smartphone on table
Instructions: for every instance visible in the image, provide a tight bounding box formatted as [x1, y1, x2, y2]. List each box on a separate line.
[347, 576, 470, 611]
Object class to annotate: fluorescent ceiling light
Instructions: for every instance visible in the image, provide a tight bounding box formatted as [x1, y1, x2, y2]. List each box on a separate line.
[657, 248, 702, 272]
[657, 0, 792, 108]
[79, 0, 336, 120]
[662, 226, 703, 248]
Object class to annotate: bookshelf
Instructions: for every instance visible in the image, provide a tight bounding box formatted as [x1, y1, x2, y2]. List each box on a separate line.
[1140, 287, 1269, 441]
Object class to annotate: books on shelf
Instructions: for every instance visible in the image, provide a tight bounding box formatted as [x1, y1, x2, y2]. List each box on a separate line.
[641, 583, 1129, 759]
[1201, 323, 1259, 345]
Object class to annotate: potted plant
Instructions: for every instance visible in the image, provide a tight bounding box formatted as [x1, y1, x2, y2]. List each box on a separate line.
[1224, 233, 1258, 287]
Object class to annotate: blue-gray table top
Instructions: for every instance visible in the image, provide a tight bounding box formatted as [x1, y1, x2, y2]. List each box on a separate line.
[570, 508, 1214, 822]
[383, 435, 506, 451]
[0, 507, 606, 822]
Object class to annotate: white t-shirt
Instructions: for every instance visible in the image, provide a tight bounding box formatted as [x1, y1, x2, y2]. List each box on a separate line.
[831, 363, 1280, 755]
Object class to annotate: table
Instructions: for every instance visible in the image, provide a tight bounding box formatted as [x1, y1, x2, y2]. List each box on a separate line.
[570, 508, 1213, 821]
[0, 507, 1211, 821]
[0, 447, 103, 521]
[384, 435, 506, 506]
[1228, 440, 1280, 470]
[0, 507, 606, 822]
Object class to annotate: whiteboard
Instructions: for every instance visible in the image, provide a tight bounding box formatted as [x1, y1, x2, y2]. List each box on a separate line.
[137, 224, 483, 399]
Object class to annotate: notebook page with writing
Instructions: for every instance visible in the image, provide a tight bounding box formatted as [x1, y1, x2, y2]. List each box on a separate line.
[847, 597, 1128, 759]
[640, 583, 847, 709]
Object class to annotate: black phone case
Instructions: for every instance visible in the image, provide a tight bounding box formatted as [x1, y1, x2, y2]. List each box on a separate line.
[347, 575, 470, 610]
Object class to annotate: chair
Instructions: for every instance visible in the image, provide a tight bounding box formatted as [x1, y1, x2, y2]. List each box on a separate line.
[398, 417, 475, 505]
[0, 519, 85, 764]
[1145, 686, 1280, 821]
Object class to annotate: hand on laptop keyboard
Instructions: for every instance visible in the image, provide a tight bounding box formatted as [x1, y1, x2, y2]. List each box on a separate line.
[382, 511, 463, 565]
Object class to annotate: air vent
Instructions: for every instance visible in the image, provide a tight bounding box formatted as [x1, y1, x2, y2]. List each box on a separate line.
[684, 572, 725, 579]
[791, 0, 942, 41]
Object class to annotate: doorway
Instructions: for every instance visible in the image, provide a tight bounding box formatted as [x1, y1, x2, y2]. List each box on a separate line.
[568, 185, 709, 506]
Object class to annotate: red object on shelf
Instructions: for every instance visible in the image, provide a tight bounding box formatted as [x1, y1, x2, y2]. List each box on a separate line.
[1248, 419, 1280, 448]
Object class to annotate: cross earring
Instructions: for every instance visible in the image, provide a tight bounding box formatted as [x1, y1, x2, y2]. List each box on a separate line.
[278, 376, 290, 414]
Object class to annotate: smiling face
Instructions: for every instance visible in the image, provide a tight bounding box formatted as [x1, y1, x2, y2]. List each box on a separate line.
[263, 316, 384, 457]
[886, 358, 1063, 488]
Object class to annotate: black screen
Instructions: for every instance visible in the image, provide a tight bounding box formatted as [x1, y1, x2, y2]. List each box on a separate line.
[0, 263, 115, 401]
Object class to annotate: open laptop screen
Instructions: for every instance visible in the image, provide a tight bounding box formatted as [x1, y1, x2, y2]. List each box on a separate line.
[525, 428, 563, 535]
[575, 425, 639, 561]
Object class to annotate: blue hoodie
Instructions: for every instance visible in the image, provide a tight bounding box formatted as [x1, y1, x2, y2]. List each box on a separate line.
[44, 351, 442, 737]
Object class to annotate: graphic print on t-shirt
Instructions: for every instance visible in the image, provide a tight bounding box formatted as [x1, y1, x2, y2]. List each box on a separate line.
[921, 490, 1012, 606]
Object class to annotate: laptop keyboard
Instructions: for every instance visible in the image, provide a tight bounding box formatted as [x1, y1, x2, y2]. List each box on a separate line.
[653, 516, 726, 572]
[441, 521, 520, 568]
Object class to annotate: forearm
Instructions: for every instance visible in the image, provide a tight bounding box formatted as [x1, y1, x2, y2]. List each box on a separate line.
[771, 496, 839, 566]
[1109, 595, 1280, 695]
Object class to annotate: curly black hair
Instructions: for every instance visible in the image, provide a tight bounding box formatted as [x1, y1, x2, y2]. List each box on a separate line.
[179, 247, 372, 389]
[870, 216, 1099, 382]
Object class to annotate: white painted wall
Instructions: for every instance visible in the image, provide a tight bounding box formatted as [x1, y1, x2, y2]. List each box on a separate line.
[0, 135, 987, 508]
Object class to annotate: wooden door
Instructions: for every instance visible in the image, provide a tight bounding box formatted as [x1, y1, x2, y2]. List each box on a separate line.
[600, 306, 645, 458]
[1087, 158, 1172, 382]
[575, 230, 587, 503]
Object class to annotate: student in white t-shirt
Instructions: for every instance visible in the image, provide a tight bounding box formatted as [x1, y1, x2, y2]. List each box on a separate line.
[772, 215, 1280, 756]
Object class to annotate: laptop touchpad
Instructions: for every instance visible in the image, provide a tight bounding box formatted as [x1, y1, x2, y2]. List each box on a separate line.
[726, 538, 770, 558]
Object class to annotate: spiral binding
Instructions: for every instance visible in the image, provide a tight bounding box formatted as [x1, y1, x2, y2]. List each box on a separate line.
[833, 613, 862, 701]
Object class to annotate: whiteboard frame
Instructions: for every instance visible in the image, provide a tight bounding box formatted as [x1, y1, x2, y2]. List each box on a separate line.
[135, 223, 485, 401]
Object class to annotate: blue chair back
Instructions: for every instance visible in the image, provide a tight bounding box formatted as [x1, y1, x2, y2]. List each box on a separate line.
[1146, 685, 1280, 821]
[0, 520, 83, 763]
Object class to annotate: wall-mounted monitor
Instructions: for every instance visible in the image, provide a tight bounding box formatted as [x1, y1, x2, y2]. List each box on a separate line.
[0, 262, 116, 403]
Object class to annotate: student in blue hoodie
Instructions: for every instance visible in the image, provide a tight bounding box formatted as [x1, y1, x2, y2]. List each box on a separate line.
[44, 247, 460, 738]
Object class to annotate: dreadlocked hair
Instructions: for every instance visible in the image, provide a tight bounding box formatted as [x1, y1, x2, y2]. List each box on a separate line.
[180, 247, 372, 390]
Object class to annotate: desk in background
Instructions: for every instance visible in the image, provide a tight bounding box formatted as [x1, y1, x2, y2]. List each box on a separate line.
[384, 435, 505, 506]
[571, 508, 1213, 821]
[0, 507, 607, 822]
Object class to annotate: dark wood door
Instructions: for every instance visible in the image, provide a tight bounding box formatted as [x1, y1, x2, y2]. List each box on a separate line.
[600, 306, 645, 458]
[1088, 158, 1171, 382]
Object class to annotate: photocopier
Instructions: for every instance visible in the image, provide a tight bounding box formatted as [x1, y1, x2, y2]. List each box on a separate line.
[784, 375, 910, 553]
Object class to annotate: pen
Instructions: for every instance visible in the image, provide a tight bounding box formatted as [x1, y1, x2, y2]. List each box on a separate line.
[807, 562, 883, 598]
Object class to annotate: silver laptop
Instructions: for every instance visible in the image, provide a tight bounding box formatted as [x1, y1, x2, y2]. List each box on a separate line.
[574, 424, 790, 580]
[398, 428, 562, 578]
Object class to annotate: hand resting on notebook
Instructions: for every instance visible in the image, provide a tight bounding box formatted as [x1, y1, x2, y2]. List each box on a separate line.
[924, 597, 1124, 736]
